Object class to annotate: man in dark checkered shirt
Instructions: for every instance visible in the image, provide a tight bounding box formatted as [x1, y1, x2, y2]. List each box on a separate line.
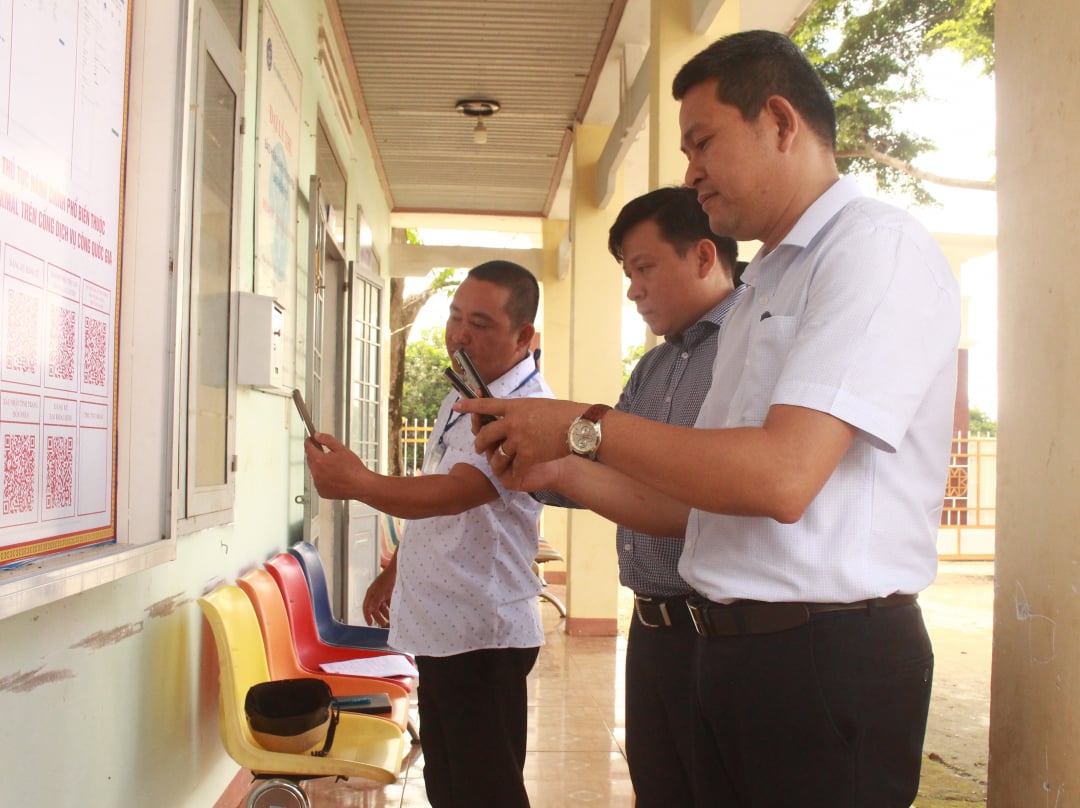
[535, 185, 743, 807]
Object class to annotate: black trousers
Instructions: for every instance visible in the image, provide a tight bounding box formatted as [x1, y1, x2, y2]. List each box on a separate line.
[626, 611, 698, 807]
[692, 602, 934, 808]
[415, 646, 539, 808]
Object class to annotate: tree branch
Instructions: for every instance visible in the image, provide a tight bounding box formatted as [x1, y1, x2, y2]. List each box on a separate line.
[838, 146, 996, 191]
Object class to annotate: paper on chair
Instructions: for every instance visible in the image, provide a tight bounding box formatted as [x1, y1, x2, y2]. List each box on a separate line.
[321, 655, 419, 679]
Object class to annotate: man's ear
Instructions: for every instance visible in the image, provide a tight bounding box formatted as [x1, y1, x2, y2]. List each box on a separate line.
[764, 95, 800, 152]
[694, 238, 719, 278]
[515, 322, 536, 353]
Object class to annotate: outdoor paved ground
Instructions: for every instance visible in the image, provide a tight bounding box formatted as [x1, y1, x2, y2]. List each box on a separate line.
[915, 561, 994, 807]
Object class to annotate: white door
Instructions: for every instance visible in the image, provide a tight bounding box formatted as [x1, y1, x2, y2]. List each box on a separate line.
[343, 255, 383, 623]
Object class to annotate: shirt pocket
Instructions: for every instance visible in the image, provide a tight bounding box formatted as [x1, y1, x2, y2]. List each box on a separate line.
[731, 315, 798, 425]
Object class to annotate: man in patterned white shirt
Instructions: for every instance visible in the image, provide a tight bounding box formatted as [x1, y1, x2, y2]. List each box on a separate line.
[535, 185, 742, 807]
[305, 260, 552, 807]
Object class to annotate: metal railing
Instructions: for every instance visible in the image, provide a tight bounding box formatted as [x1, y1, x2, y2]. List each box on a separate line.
[401, 419, 434, 476]
[939, 432, 996, 559]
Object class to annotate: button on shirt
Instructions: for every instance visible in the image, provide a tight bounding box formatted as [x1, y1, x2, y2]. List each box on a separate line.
[390, 356, 554, 657]
[535, 286, 745, 597]
[680, 178, 961, 604]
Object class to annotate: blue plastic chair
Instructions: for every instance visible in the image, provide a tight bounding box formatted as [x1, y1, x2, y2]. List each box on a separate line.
[289, 541, 395, 650]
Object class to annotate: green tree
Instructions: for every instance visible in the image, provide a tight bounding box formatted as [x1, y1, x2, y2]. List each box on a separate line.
[792, 0, 995, 203]
[402, 327, 450, 422]
[969, 406, 997, 435]
[387, 231, 463, 475]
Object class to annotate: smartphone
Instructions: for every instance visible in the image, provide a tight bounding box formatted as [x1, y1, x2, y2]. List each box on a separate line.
[291, 388, 323, 449]
[332, 692, 393, 715]
[453, 349, 495, 399]
[443, 366, 496, 425]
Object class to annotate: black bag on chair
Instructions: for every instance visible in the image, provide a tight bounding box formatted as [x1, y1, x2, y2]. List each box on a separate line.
[244, 678, 339, 756]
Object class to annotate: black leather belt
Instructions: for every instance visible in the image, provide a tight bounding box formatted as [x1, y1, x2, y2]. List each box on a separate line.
[687, 593, 918, 637]
[633, 594, 692, 629]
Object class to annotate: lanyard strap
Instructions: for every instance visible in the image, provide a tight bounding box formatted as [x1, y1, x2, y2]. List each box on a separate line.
[435, 365, 539, 444]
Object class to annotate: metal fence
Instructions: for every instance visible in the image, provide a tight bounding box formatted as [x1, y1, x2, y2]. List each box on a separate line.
[401, 419, 434, 476]
[939, 432, 997, 559]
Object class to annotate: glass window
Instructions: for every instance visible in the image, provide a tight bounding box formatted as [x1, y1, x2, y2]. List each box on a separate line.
[181, 3, 243, 523]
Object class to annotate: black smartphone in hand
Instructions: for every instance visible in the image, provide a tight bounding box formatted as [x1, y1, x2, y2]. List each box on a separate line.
[453, 348, 495, 399]
[443, 365, 496, 425]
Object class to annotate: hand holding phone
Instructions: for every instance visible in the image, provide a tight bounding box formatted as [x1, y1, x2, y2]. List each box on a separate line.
[443, 365, 496, 425]
[291, 388, 324, 449]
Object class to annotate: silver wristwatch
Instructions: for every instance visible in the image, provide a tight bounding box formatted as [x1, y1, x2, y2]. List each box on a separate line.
[567, 404, 612, 460]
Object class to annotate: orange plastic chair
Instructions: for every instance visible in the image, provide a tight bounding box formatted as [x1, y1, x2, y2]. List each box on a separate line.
[197, 585, 406, 806]
[237, 568, 411, 731]
[264, 552, 416, 692]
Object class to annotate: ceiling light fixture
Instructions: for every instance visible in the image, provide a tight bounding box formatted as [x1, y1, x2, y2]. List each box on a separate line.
[455, 99, 500, 145]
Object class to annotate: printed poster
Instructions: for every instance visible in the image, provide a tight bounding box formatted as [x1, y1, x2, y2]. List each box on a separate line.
[0, 0, 130, 564]
[255, 0, 302, 387]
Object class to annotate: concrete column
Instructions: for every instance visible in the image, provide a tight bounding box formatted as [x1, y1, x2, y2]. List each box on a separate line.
[648, 0, 739, 189]
[562, 123, 624, 635]
[539, 218, 571, 579]
[989, 2, 1080, 804]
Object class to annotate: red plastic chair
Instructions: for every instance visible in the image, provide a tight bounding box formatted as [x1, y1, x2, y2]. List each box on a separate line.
[264, 552, 416, 693]
[237, 568, 411, 731]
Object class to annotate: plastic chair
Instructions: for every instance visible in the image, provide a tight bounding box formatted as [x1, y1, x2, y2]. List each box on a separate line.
[196, 585, 406, 806]
[237, 568, 411, 731]
[378, 512, 402, 569]
[264, 553, 416, 692]
[288, 541, 395, 648]
[535, 537, 567, 618]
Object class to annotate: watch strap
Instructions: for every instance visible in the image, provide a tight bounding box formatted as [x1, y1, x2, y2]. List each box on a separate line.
[579, 403, 612, 424]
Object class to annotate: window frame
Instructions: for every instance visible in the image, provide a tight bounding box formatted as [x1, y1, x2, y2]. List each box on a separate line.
[176, 1, 245, 531]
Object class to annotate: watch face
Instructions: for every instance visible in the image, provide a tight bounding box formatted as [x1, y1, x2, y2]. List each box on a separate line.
[569, 419, 600, 454]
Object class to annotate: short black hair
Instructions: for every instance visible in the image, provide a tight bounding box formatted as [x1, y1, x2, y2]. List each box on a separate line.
[672, 29, 836, 150]
[467, 260, 540, 328]
[608, 186, 738, 279]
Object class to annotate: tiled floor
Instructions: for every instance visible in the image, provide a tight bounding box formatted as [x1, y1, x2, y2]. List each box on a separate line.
[266, 565, 994, 807]
[300, 583, 633, 807]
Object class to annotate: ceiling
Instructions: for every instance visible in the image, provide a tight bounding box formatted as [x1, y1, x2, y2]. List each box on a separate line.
[333, 0, 637, 218]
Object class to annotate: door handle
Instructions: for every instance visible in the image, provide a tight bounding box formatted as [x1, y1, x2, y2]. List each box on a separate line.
[294, 495, 308, 505]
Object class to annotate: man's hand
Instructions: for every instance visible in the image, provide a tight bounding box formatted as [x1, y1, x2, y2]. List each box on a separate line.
[304, 432, 371, 500]
[363, 564, 395, 627]
[453, 397, 589, 475]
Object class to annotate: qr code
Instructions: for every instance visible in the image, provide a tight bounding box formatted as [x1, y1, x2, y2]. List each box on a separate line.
[46, 434, 74, 510]
[83, 316, 108, 388]
[3, 433, 36, 515]
[5, 288, 40, 375]
[48, 304, 77, 382]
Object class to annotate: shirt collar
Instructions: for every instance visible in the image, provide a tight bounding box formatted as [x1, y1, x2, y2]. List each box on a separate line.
[741, 177, 863, 285]
[487, 353, 539, 396]
[666, 283, 747, 348]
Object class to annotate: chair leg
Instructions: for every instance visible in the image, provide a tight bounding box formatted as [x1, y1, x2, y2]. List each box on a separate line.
[539, 590, 567, 618]
[407, 719, 421, 745]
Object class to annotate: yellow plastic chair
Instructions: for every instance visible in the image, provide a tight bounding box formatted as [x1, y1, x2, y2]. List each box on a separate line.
[197, 585, 406, 805]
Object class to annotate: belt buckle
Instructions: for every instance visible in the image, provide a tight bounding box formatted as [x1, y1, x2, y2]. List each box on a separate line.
[687, 600, 707, 636]
[634, 596, 671, 628]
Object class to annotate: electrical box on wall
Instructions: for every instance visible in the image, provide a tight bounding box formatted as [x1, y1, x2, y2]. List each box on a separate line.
[237, 292, 284, 389]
